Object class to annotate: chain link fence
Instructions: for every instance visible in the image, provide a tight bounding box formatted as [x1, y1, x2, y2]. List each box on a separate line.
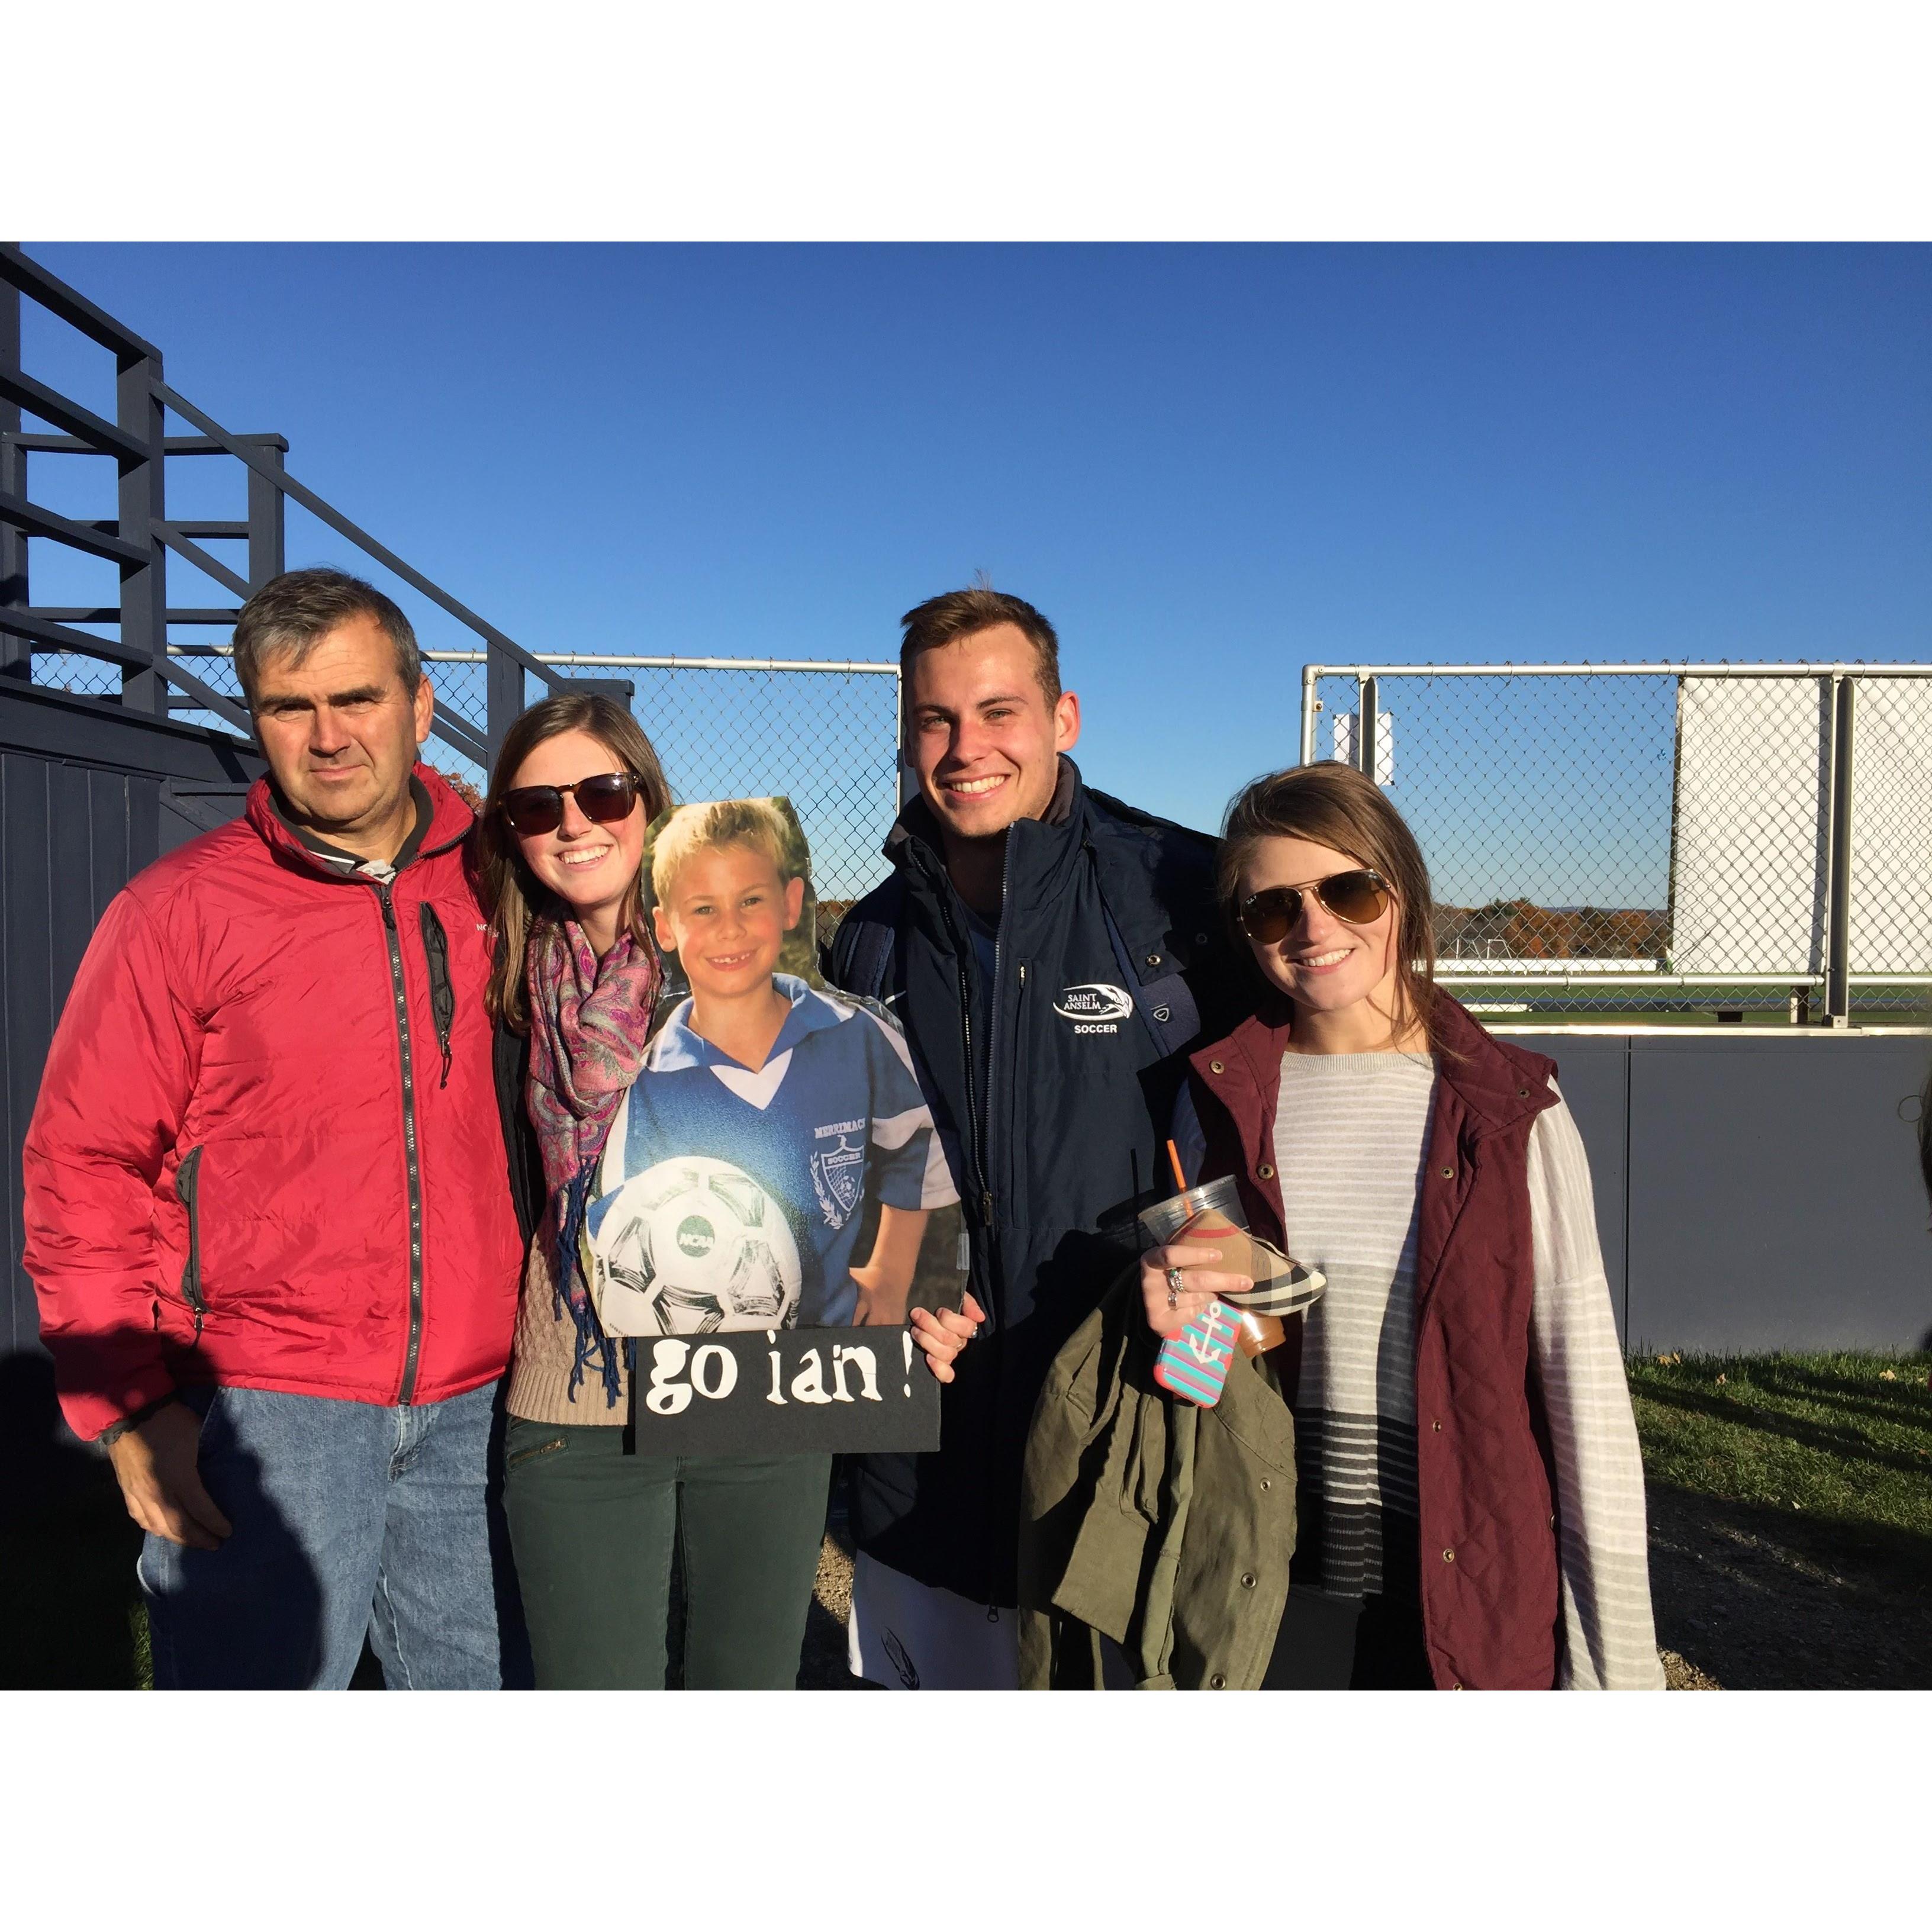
[43, 629, 1930, 1031]
[462, 659, 900, 913]
[33, 637, 487, 760]
[1306, 665, 1932, 1025]
[39, 642, 903, 919]
[1845, 675, 1932, 995]
[30, 646, 134, 703]
[591, 662, 900, 912]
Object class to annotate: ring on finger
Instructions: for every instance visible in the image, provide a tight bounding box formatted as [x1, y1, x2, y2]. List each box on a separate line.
[1165, 1265, 1186, 1309]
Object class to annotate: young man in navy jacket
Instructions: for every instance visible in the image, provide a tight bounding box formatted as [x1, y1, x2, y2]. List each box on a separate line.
[827, 587, 1237, 1686]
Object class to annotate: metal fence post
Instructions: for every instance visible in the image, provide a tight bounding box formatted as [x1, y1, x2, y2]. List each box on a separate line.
[116, 350, 167, 713]
[0, 275, 25, 680]
[1360, 674, 1379, 780]
[1825, 674, 1855, 1027]
[895, 661, 915, 811]
[562, 674, 635, 709]
[486, 639, 525, 768]
[246, 436, 286, 591]
[1299, 665, 1317, 765]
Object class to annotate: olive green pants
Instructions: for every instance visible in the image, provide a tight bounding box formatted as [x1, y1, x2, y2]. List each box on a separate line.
[503, 1418, 831, 1689]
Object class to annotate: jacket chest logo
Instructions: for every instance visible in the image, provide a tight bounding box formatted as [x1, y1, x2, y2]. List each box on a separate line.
[1052, 982, 1132, 1035]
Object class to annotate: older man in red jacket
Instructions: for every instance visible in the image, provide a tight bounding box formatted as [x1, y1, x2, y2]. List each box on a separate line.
[24, 568, 524, 1688]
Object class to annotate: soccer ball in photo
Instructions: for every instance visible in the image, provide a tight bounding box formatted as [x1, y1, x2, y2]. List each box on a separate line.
[590, 1156, 803, 1335]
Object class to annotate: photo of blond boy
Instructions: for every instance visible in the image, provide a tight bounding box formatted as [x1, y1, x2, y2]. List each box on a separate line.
[586, 798, 956, 1334]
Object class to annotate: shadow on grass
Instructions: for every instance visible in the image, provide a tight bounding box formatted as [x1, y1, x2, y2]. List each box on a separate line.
[1747, 1357, 1932, 1428]
[1632, 1375, 1932, 1483]
[1631, 1353, 1932, 1688]
[1646, 1480, 1932, 1690]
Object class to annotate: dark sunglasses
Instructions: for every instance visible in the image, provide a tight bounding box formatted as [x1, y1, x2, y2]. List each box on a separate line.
[498, 771, 643, 837]
[1237, 868, 1390, 944]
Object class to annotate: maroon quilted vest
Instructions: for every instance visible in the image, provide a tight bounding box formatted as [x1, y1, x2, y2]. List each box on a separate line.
[1186, 992, 1564, 1690]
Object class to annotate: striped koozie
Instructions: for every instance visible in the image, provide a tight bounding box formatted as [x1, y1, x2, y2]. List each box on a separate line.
[1153, 1300, 1243, 1406]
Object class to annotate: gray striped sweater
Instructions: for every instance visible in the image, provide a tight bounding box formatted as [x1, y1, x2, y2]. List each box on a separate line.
[1274, 1049, 1664, 1690]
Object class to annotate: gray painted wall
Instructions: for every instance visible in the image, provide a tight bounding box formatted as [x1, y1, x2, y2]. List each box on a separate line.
[1, 682, 263, 1365]
[1500, 1031, 1932, 1355]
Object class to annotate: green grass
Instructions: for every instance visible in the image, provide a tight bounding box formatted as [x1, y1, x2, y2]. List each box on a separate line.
[1627, 1349, 1932, 1542]
[1628, 1350, 1932, 1686]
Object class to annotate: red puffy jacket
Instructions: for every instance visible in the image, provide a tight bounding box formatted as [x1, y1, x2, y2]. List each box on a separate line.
[24, 767, 524, 1440]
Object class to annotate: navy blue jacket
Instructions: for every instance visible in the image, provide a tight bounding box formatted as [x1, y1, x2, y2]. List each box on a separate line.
[827, 759, 1239, 1606]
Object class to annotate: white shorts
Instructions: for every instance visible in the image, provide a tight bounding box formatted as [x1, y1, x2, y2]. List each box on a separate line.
[846, 1551, 1020, 1690]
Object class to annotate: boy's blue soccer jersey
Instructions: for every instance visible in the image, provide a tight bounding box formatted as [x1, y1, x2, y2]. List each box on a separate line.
[588, 975, 956, 1328]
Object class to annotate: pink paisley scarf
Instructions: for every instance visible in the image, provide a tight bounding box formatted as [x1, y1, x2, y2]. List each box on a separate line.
[524, 915, 661, 1403]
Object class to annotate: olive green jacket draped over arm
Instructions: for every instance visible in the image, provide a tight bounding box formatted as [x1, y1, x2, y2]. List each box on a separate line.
[1017, 1268, 1299, 1690]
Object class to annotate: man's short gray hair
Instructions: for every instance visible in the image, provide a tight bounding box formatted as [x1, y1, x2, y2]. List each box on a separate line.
[231, 568, 422, 707]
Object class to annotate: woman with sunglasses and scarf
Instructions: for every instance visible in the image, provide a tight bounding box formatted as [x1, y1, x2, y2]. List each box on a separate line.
[478, 693, 973, 1687]
[1147, 762, 1663, 1689]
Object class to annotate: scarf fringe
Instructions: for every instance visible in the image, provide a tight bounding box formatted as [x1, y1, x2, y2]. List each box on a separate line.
[554, 1160, 624, 1410]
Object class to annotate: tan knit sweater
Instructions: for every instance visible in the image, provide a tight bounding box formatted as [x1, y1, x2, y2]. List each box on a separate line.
[504, 1235, 630, 1425]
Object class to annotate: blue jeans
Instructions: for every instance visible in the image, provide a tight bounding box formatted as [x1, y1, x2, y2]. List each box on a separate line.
[139, 1381, 503, 1689]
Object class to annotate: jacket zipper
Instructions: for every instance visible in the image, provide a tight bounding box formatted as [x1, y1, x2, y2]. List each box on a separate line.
[936, 886, 997, 1233]
[979, 832, 1015, 1227]
[1006, 959, 1028, 1215]
[378, 883, 428, 1405]
[174, 1145, 208, 1344]
[266, 801, 466, 1408]
[929, 835, 1020, 1321]
[942, 910, 993, 1228]
[418, 902, 456, 1088]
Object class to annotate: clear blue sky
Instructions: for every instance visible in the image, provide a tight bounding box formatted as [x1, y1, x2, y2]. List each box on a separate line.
[18, 243, 1932, 877]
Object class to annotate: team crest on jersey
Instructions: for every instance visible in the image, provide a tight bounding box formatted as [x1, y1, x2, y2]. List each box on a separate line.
[810, 1134, 866, 1229]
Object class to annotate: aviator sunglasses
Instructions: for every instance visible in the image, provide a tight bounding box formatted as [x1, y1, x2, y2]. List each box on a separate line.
[498, 771, 643, 837]
[1237, 868, 1390, 944]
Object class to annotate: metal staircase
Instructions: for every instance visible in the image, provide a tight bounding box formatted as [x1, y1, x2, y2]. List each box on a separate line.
[1, 242, 560, 769]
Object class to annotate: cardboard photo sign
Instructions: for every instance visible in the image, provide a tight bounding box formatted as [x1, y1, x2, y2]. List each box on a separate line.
[620, 1326, 943, 1454]
[582, 797, 964, 1452]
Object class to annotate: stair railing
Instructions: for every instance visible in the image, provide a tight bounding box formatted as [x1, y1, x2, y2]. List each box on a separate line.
[1, 242, 558, 768]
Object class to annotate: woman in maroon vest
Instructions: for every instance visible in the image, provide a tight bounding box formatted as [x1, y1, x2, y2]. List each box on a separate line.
[1148, 763, 1663, 1689]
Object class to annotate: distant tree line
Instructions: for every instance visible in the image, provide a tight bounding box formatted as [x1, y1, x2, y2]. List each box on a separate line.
[1435, 900, 1669, 961]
